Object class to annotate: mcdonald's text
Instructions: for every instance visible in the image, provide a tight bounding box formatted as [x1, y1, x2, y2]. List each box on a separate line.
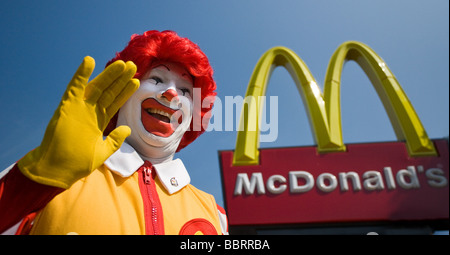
[233, 165, 447, 196]
[220, 140, 449, 225]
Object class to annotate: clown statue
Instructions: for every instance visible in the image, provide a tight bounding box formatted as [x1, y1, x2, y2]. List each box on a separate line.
[0, 30, 228, 235]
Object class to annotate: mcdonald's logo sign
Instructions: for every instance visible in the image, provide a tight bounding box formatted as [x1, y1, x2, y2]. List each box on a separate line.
[219, 41, 449, 229]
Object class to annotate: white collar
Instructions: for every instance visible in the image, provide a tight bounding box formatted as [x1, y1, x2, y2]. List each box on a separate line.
[104, 142, 190, 194]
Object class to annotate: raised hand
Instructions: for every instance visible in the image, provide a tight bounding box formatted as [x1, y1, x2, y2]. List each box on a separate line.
[18, 56, 139, 189]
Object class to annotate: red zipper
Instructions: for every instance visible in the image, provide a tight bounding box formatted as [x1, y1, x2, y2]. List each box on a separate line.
[138, 161, 164, 235]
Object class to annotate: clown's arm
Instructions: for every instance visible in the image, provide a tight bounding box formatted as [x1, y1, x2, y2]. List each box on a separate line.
[0, 57, 139, 234]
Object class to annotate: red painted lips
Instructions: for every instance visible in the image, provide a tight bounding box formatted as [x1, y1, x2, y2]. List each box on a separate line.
[141, 98, 182, 137]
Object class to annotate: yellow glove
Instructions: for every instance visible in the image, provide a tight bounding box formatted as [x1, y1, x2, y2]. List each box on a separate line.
[18, 56, 140, 189]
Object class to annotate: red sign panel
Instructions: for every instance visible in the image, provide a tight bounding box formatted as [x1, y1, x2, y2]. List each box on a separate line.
[220, 139, 449, 226]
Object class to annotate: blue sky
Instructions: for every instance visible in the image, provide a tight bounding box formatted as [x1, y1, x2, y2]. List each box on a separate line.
[0, 0, 448, 224]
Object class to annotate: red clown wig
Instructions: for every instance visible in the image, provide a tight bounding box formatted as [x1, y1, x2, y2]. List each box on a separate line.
[104, 30, 216, 151]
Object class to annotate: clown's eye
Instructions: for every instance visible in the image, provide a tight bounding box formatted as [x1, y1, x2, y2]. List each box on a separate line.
[179, 88, 190, 96]
[150, 76, 163, 84]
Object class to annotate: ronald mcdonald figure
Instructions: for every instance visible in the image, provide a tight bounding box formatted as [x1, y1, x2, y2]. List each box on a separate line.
[0, 30, 228, 235]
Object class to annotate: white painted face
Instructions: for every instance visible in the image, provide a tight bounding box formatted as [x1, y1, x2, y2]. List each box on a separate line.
[117, 63, 194, 162]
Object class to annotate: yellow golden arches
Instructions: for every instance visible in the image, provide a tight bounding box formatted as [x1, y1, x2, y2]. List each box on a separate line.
[324, 41, 436, 157]
[233, 41, 437, 166]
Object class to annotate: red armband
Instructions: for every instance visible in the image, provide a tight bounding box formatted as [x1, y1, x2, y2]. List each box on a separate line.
[0, 164, 64, 234]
